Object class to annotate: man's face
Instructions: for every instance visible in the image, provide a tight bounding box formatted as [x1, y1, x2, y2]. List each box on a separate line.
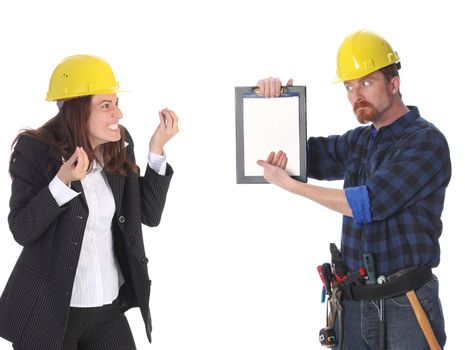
[344, 71, 395, 124]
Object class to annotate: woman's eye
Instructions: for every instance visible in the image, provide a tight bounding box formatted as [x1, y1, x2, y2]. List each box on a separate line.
[362, 81, 370, 87]
[345, 85, 353, 91]
[102, 103, 110, 109]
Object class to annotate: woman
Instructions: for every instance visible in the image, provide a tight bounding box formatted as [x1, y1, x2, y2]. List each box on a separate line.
[0, 54, 178, 349]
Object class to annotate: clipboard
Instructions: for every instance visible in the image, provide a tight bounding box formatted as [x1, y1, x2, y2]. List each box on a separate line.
[235, 85, 307, 184]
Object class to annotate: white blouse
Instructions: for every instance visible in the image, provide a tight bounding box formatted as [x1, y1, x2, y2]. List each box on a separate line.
[49, 152, 166, 307]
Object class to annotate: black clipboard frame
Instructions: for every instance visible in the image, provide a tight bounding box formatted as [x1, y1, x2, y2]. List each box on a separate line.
[235, 85, 307, 184]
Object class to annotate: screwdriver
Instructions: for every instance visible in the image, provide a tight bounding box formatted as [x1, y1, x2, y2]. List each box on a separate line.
[363, 253, 376, 285]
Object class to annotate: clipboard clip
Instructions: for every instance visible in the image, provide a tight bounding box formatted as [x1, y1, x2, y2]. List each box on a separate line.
[251, 86, 289, 96]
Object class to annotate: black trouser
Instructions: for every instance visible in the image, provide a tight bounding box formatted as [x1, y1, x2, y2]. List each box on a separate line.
[14, 299, 137, 350]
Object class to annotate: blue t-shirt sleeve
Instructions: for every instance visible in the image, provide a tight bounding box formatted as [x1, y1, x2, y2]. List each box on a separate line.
[345, 185, 372, 225]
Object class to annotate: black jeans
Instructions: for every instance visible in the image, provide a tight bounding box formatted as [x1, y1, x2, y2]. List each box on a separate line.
[14, 299, 137, 350]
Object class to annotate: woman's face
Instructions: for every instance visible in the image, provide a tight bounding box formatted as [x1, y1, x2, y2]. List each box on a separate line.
[87, 94, 123, 150]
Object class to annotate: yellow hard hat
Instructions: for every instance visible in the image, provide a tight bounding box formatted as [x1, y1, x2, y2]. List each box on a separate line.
[335, 30, 400, 83]
[46, 54, 120, 101]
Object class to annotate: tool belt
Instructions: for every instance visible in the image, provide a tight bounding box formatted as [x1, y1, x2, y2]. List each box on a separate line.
[342, 266, 433, 301]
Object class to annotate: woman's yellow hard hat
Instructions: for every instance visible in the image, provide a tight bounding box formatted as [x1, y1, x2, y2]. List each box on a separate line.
[46, 54, 120, 101]
[335, 30, 400, 83]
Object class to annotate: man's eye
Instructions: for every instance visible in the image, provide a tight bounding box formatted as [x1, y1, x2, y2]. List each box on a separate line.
[362, 81, 370, 87]
[345, 85, 353, 91]
[102, 103, 110, 109]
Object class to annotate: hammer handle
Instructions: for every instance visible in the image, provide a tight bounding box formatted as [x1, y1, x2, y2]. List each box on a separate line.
[406, 290, 441, 350]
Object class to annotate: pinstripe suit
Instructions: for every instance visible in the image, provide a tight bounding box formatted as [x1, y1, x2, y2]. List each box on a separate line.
[0, 128, 172, 350]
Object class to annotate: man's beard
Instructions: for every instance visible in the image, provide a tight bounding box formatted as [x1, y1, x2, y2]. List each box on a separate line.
[353, 100, 378, 124]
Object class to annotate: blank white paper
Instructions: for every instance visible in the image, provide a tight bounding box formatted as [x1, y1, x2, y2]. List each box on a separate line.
[243, 96, 300, 176]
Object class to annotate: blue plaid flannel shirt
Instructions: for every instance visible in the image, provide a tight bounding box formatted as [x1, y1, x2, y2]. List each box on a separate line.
[307, 106, 451, 275]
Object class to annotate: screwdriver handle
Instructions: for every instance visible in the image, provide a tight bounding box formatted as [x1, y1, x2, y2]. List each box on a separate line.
[363, 253, 377, 285]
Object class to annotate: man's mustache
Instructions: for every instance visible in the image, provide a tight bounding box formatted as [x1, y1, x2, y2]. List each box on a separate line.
[353, 100, 374, 112]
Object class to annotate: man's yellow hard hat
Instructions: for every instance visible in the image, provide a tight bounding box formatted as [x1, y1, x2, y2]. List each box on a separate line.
[335, 30, 400, 83]
[46, 54, 120, 101]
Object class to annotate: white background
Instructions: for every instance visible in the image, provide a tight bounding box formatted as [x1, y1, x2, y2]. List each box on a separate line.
[0, 1, 463, 349]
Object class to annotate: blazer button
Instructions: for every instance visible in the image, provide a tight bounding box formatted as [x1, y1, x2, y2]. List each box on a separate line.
[142, 257, 149, 264]
[118, 215, 126, 223]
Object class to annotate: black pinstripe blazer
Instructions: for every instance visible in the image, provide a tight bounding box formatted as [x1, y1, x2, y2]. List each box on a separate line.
[0, 128, 173, 350]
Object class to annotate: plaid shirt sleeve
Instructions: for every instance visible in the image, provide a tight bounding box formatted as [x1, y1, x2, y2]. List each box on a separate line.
[308, 129, 373, 224]
[366, 126, 451, 221]
[307, 129, 360, 180]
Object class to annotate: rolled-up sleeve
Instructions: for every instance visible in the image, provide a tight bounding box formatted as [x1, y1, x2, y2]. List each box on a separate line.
[345, 185, 372, 225]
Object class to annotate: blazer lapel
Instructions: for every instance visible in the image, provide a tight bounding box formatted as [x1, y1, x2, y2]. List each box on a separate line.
[104, 171, 125, 214]
[45, 147, 89, 207]
[70, 180, 88, 208]
[68, 171, 125, 212]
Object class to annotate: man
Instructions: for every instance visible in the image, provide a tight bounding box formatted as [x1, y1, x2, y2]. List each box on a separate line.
[256, 30, 450, 349]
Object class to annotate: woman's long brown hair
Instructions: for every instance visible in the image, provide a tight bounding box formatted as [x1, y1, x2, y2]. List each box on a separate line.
[11, 96, 138, 176]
